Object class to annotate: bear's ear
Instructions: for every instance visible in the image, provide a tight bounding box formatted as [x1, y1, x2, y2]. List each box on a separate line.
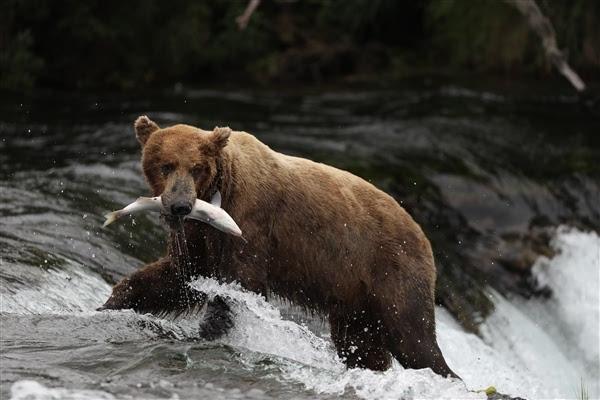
[134, 115, 160, 147]
[206, 126, 231, 155]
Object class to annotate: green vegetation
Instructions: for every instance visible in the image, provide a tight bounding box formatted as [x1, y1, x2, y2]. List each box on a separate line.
[578, 378, 590, 400]
[428, 0, 600, 73]
[485, 386, 497, 396]
[1, 0, 598, 90]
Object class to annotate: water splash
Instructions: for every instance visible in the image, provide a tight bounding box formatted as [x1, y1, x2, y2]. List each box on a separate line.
[0, 257, 111, 314]
[188, 226, 600, 399]
[11, 380, 116, 400]
[2, 228, 597, 399]
[173, 218, 194, 308]
[517, 227, 600, 397]
[189, 278, 481, 399]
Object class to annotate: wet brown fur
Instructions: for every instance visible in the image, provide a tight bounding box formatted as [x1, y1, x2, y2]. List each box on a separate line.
[102, 116, 457, 378]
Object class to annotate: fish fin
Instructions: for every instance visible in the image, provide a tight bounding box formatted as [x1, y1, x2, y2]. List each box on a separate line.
[210, 190, 222, 207]
[102, 211, 120, 227]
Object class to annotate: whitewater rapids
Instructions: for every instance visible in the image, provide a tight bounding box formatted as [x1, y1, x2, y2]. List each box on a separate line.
[3, 227, 599, 400]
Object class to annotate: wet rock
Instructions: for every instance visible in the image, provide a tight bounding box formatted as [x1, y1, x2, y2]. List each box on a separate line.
[487, 392, 527, 400]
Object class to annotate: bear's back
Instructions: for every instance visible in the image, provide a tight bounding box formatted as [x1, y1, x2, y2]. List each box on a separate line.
[228, 131, 431, 265]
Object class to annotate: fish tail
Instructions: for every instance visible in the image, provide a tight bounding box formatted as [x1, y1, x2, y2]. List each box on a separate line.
[102, 211, 121, 227]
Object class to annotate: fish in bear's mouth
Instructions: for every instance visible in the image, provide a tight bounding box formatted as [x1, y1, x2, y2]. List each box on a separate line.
[102, 191, 244, 239]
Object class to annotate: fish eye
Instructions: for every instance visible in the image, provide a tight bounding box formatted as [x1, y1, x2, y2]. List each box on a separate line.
[160, 163, 175, 176]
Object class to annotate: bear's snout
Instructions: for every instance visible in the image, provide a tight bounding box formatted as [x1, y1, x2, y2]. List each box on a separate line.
[161, 173, 196, 219]
[170, 201, 192, 216]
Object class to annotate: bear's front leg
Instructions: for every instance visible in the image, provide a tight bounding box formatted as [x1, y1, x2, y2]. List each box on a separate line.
[99, 257, 205, 314]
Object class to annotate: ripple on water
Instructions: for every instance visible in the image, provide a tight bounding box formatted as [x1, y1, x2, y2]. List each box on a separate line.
[1, 88, 599, 399]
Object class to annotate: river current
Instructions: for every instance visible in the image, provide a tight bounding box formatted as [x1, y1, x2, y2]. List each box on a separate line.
[1, 83, 598, 399]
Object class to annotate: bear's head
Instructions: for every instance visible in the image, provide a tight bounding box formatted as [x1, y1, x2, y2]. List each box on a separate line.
[133, 116, 230, 221]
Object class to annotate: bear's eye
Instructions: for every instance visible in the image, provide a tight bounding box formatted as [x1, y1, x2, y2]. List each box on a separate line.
[191, 165, 207, 179]
[160, 163, 175, 176]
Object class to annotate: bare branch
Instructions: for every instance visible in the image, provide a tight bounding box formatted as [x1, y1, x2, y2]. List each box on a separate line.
[506, 0, 586, 92]
[236, 0, 261, 31]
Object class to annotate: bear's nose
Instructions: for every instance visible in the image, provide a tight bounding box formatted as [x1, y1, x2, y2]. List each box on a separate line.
[171, 202, 192, 216]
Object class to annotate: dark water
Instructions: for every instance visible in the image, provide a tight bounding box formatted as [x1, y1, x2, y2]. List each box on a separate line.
[1, 82, 599, 399]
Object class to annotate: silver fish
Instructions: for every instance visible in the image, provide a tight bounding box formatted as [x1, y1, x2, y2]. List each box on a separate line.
[102, 196, 162, 227]
[189, 192, 243, 238]
[103, 192, 243, 238]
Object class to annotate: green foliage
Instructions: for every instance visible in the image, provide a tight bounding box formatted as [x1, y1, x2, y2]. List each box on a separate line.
[1, 0, 599, 90]
[0, 30, 44, 90]
[425, 0, 600, 74]
[426, 0, 541, 72]
[3, 0, 274, 89]
[314, 0, 424, 46]
[545, 0, 600, 71]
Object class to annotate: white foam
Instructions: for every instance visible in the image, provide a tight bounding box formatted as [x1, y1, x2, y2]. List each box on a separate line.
[190, 279, 482, 400]
[517, 227, 599, 398]
[192, 278, 340, 369]
[10, 380, 116, 400]
[9, 379, 271, 400]
[442, 227, 599, 399]
[529, 227, 599, 368]
[190, 227, 599, 399]
[436, 306, 547, 397]
[1, 259, 111, 314]
[3, 227, 597, 399]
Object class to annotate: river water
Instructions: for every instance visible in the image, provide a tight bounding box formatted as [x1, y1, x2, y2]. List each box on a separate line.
[1, 82, 598, 399]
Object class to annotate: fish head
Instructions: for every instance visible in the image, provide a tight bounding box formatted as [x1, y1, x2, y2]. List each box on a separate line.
[134, 116, 230, 227]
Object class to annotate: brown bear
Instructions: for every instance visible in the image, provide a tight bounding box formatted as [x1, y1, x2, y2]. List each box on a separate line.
[100, 116, 457, 378]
